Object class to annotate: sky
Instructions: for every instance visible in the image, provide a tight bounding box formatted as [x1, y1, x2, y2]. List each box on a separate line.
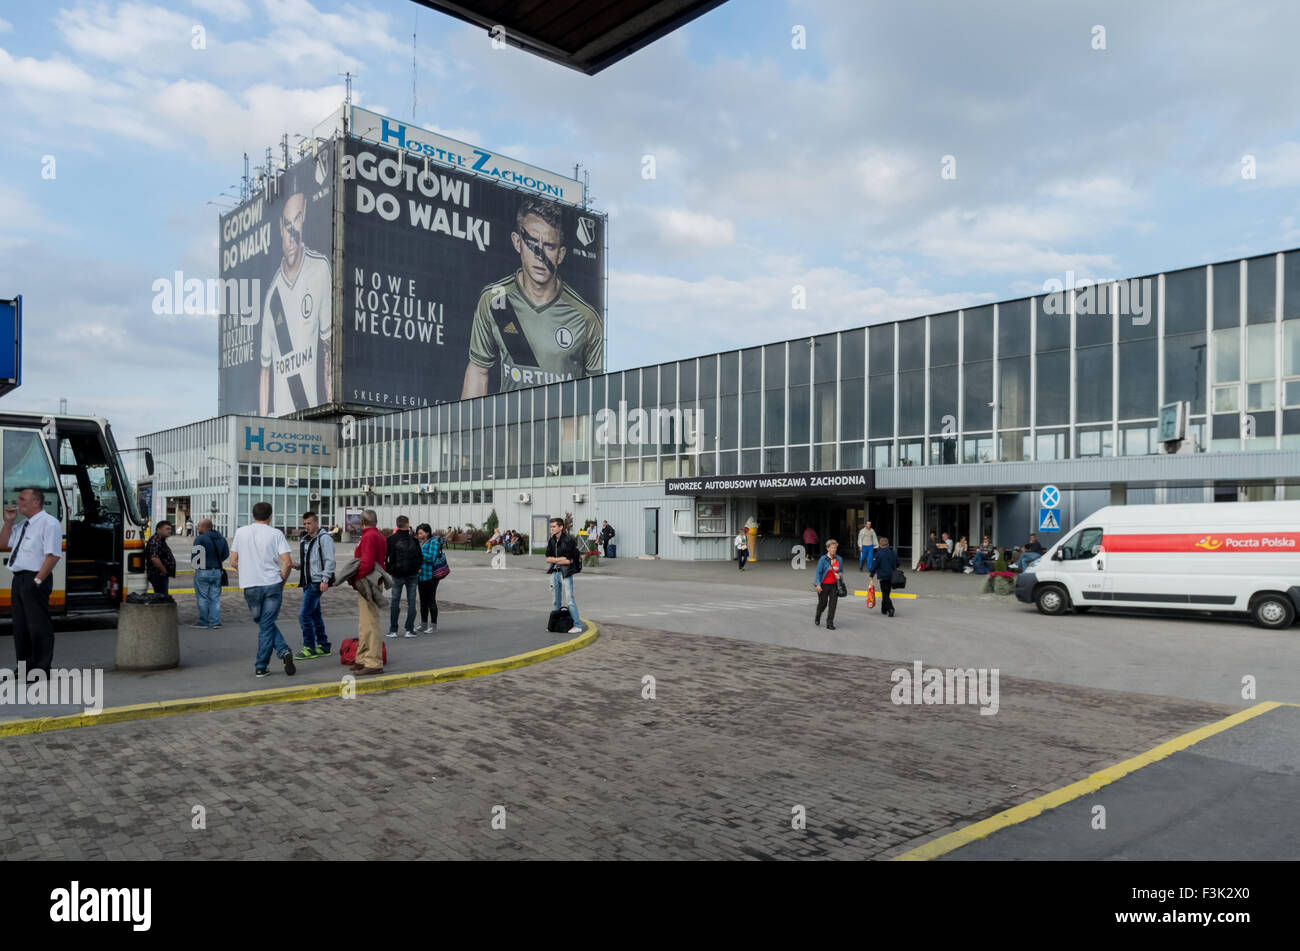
[2, 0, 1299, 446]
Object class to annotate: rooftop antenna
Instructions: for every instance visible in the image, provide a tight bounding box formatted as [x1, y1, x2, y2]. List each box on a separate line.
[412, 10, 418, 122]
[339, 70, 354, 135]
[241, 152, 250, 201]
[280, 132, 290, 172]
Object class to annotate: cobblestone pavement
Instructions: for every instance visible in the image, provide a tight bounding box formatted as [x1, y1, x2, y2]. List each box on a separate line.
[0, 623, 1235, 860]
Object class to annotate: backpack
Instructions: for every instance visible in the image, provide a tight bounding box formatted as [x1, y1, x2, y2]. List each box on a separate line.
[548, 608, 574, 633]
[389, 531, 423, 576]
[339, 638, 387, 665]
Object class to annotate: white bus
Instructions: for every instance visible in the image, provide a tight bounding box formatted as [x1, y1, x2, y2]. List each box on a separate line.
[0, 413, 151, 616]
[1017, 501, 1300, 629]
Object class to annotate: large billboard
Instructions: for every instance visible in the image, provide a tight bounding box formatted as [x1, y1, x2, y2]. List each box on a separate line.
[217, 150, 335, 417]
[341, 136, 605, 409]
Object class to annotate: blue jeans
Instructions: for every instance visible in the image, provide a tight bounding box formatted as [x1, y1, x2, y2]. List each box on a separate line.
[550, 571, 580, 628]
[244, 583, 289, 670]
[299, 582, 330, 650]
[972, 553, 990, 574]
[389, 575, 417, 633]
[1016, 551, 1043, 572]
[859, 546, 875, 571]
[194, 568, 223, 626]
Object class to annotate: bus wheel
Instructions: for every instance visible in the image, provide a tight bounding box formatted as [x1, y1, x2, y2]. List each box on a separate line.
[1035, 584, 1069, 616]
[1250, 594, 1295, 630]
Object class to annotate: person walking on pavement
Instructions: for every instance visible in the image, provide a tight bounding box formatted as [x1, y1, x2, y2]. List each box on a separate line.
[230, 501, 295, 678]
[386, 515, 422, 638]
[144, 520, 176, 595]
[872, 536, 900, 618]
[734, 528, 749, 570]
[415, 522, 443, 634]
[190, 518, 229, 629]
[350, 509, 387, 675]
[291, 511, 334, 659]
[802, 524, 819, 558]
[857, 520, 878, 573]
[1, 488, 63, 676]
[599, 519, 616, 556]
[813, 539, 845, 630]
[545, 517, 583, 634]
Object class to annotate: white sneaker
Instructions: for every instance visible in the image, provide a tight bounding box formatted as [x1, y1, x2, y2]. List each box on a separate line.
[426, 623, 436, 634]
[567, 625, 583, 634]
[964, 567, 974, 574]
[386, 630, 398, 638]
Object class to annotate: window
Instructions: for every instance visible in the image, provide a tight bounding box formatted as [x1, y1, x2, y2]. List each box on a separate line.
[1035, 430, 1066, 461]
[962, 434, 992, 463]
[1246, 323, 1277, 412]
[1058, 527, 1102, 561]
[3, 430, 61, 518]
[1076, 427, 1114, 457]
[1121, 424, 1157, 456]
[1285, 319, 1300, 407]
[998, 430, 1029, 462]
[998, 300, 1030, 357]
[1246, 254, 1276, 324]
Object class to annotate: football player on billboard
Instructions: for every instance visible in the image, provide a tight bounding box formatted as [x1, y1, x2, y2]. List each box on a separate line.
[462, 196, 602, 397]
[260, 179, 332, 415]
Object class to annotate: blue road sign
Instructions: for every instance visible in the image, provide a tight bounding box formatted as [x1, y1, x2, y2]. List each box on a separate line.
[1039, 507, 1061, 532]
[1039, 484, 1060, 508]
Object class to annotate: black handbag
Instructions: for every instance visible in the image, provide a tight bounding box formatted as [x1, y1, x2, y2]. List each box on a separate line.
[891, 568, 906, 588]
[220, 568, 229, 587]
[835, 578, 848, 597]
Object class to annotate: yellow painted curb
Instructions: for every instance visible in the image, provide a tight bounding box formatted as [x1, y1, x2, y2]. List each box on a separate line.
[0, 622, 599, 738]
[891, 700, 1286, 861]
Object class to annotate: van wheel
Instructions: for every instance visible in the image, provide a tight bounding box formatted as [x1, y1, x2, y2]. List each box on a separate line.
[1035, 584, 1069, 616]
[1250, 594, 1296, 630]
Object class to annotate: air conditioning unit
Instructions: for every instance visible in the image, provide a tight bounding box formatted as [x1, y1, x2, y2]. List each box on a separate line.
[363, 485, 375, 494]
[422, 484, 435, 493]
[571, 492, 586, 503]
[517, 492, 532, 504]
[287, 478, 299, 487]
[308, 491, 321, 502]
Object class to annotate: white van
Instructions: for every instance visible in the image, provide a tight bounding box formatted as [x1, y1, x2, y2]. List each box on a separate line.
[1016, 501, 1300, 628]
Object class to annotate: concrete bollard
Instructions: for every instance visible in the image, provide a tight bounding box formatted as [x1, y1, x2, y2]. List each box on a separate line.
[115, 601, 181, 671]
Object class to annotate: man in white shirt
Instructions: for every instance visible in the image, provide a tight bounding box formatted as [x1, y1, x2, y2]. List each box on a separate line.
[259, 190, 332, 416]
[230, 501, 295, 678]
[857, 520, 878, 573]
[1, 488, 63, 675]
[734, 530, 749, 571]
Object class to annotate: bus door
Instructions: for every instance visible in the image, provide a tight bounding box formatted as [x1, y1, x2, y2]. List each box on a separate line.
[0, 427, 66, 616]
[56, 430, 130, 610]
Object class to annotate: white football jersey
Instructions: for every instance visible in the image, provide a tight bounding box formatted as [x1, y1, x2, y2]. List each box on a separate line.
[260, 248, 332, 413]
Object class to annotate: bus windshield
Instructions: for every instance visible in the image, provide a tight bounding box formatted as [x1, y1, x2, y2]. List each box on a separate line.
[104, 424, 145, 527]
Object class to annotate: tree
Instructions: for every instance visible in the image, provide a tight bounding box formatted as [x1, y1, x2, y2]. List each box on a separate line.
[485, 508, 500, 535]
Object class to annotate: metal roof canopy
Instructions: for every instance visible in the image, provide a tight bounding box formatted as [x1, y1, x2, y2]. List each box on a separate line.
[411, 0, 728, 74]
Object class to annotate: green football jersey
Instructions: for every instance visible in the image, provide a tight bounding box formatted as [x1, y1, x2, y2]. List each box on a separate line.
[468, 272, 603, 391]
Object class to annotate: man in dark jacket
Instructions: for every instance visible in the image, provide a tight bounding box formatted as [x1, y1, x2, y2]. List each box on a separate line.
[144, 520, 176, 595]
[385, 515, 422, 638]
[598, 520, 616, 556]
[191, 518, 229, 628]
[545, 517, 583, 634]
[871, 537, 900, 618]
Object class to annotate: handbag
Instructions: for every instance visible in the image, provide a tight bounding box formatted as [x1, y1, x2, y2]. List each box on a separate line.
[220, 568, 229, 587]
[433, 558, 450, 580]
[835, 577, 847, 598]
[891, 568, 906, 588]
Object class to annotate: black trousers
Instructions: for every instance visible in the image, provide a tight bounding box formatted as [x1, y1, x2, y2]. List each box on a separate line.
[11, 571, 54, 673]
[150, 575, 169, 596]
[418, 577, 440, 624]
[736, 548, 747, 569]
[879, 577, 894, 614]
[815, 582, 839, 623]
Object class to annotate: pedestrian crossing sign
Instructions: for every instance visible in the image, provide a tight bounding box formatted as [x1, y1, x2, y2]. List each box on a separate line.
[1039, 507, 1061, 532]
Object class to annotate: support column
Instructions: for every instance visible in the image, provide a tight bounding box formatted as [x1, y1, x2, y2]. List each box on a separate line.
[912, 487, 925, 568]
[1109, 482, 1126, 506]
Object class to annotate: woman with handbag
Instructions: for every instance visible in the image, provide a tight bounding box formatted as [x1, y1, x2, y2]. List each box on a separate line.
[416, 523, 448, 634]
[872, 537, 901, 617]
[813, 539, 846, 630]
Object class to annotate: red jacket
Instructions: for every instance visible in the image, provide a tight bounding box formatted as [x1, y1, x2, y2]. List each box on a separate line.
[355, 526, 386, 582]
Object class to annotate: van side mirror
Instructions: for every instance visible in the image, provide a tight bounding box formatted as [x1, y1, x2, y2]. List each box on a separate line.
[145, 450, 155, 477]
[1053, 549, 1065, 561]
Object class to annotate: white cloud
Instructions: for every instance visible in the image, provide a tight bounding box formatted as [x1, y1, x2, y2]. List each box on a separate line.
[57, 2, 199, 67]
[651, 208, 735, 247]
[191, 0, 252, 21]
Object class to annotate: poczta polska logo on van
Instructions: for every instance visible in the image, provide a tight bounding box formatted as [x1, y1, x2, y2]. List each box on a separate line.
[1195, 535, 1224, 551]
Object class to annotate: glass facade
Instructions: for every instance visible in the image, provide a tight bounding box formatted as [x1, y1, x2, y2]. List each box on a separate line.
[330, 252, 1300, 502]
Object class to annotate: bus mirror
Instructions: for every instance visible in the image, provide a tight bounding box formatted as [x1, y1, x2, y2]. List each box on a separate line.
[145, 450, 155, 477]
